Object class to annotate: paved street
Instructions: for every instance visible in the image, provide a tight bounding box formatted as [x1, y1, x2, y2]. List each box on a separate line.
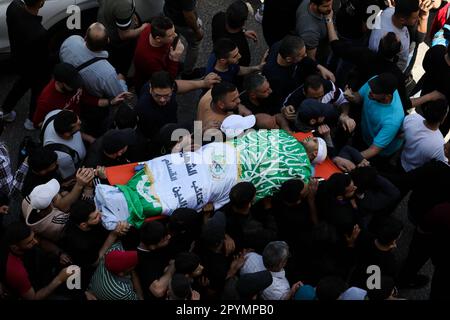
[0, 0, 434, 300]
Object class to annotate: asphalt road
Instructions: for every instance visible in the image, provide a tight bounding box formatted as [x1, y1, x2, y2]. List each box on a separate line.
[0, 0, 433, 300]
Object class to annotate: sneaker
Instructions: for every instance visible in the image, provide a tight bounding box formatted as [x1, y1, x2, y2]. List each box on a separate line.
[181, 67, 206, 80]
[1, 111, 16, 122]
[24, 118, 36, 131]
[398, 274, 429, 289]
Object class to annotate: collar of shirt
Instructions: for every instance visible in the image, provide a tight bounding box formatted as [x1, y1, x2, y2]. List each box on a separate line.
[270, 269, 286, 279]
[308, 5, 324, 21]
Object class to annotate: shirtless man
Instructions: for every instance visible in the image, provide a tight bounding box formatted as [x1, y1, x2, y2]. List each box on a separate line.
[197, 81, 250, 132]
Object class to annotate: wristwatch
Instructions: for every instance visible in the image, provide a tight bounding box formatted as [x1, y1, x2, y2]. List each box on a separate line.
[325, 17, 332, 23]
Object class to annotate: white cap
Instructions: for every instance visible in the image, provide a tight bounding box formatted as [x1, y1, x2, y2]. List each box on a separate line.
[312, 137, 327, 165]
[29, 179, 60, 210]
[220, 114, 256, 139]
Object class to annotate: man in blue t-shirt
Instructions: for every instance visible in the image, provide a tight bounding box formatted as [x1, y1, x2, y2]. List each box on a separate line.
[347, 73, 405, 160]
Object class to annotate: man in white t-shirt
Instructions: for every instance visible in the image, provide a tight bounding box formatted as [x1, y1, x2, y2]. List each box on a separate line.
[42, 109, 87, 180]
[401, 99, 449, 172]
[368, 0, 420, 72]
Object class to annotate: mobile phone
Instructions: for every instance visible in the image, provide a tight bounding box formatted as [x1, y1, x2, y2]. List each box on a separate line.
[172, 36, 180, 50]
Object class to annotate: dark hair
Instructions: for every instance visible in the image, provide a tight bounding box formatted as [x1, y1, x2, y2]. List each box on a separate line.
[150, 71, 175, 89]
[213, 38, 238, 60]
[114, 105, 138, 129]
[366, 276, 395, 300]
[378, 32, 402, 60]
[53, 110, 78, 136]
[243, 73, 266, 93]
[24, 0, 42, 7]
[304, 75, 324, 93]
[310, 0, 331, 5]
[279, 179, 304, 204]
[151, 16, 174, 38]
[69, 200, 96, 225]
[394, 0, 420, 18]
[229, 182, 256, 209]
[3, 222, 32, 246]
[375, 217, 403, 246]
[170, 273, 192, 300]
[211, 82, 237, 104]
[169, 208, 202, 235]
[175, 252, 201, 275]
[226, 0, 249, 29]
[279, 35, 305, 59]
[350, 166, 378, 193]
[316, 276, 348, 301]
[85, 23, 109, 52]
[326, 173, 352, 198]
[28, 147, 58, 172]
[140, 220, 167, 246]
[422, 99, 449, 125]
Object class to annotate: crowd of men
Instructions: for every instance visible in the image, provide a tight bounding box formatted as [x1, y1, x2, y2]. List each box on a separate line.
[0, 0, 450, 301]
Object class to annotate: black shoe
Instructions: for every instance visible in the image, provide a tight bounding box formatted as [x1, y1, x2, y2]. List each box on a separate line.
[181, 67, 206, 80]
[398, 274, 429, 289]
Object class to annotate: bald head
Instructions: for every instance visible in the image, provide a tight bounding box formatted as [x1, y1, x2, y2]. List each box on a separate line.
[85, 22, 109, 52]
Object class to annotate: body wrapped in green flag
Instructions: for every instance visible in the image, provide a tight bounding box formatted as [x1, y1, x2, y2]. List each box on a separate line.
[95, 130, 312, 229]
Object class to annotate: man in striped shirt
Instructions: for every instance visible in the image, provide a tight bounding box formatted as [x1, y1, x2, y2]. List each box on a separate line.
[88, 242, 142, 300]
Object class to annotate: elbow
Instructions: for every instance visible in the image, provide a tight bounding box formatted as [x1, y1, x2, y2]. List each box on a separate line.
[149, 282, 168, 298]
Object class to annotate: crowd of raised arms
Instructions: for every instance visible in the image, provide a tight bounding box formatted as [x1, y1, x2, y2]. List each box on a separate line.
[1, 0, 450, 301]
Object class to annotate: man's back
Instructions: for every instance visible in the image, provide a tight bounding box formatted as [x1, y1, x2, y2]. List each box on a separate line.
[89, 242, 139, 300]
[401, 113, 447, 172]
[368, 7, 410, 71]
[42, 110, 86, 179]
[59, 35, 127, 98]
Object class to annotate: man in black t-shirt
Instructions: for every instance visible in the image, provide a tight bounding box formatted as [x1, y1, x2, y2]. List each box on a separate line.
[136, 221, 172, 300]
[262, 35, 335, 111]
[262, 0, 303, 47]
[136, 71, 220, 140]
[60, 200, 116, 289]
[2, 0, 52, 129]
[212, 1, 256, 67]
[22, 148, 61, 197]
[240, 73, 291, 130]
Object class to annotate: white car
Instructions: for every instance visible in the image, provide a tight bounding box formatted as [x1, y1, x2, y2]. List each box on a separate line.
[0, 0, 99, 57]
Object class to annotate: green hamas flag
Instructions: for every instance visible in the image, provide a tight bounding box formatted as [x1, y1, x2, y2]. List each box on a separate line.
[117, 170, 162, 229]
[234, 129, 311, 201]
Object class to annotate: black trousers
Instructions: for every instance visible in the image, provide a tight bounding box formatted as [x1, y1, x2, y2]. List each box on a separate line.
[430, 264, 450, 300]
[2, 69, 49, 119]
[399, 227, 432, 282]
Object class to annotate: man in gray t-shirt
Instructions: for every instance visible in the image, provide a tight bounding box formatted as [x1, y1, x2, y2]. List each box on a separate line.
[296, 0, 334, 63]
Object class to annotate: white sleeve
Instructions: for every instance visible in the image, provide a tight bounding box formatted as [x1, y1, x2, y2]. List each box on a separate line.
[368, 29, 383, 52]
